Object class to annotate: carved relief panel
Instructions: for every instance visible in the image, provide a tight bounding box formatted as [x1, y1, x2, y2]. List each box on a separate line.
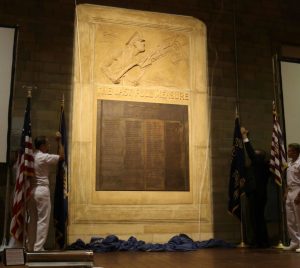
[94, 26, 189, 88]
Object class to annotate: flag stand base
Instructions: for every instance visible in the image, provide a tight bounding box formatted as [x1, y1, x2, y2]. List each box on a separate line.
[26, 250, 94, 267]
[0, 244, 7, 252]
[0, 238, 8, 252]
[273, 241, 285, 249]
[237, 241, 248, 248]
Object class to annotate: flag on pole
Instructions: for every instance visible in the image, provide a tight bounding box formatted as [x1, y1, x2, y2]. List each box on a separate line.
[228, 114, 246, 219]
[270, 101, 287, 186]
[10, 92, 34, 244]
[53, 99, 68, 249]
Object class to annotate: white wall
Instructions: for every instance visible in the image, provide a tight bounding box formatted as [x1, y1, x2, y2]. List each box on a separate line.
[281, 61, 300, 146]
[0, 27, 16, 163]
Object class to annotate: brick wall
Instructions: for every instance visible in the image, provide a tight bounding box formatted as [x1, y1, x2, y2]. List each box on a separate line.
[1, 0, 300, 247]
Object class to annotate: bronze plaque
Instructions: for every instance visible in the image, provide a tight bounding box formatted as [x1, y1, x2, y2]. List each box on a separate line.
[96, 100, 189, 191]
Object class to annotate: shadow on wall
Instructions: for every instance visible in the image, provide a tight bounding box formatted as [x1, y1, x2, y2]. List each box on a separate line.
[0, 164, 7, 240]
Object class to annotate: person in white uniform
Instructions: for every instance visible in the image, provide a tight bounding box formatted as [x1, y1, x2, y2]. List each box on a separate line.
[283, 143, 300, 252]
[28, 134, 64, 251]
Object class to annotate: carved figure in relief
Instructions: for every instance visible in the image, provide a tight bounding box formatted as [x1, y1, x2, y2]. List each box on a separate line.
[101, 31, 181, 86]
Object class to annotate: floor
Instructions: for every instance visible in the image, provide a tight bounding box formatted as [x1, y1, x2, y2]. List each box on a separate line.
[93, 248, 300, 268]
[2, 247, 299, 268]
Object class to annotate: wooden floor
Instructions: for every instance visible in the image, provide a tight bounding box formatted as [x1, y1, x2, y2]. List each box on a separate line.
[93, 248, 300, 268]
[2, 248, 300, 268]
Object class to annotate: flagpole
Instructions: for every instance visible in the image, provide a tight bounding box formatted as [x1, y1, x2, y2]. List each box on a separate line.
[237, 112, 247, 248]
[22, 86, 35, 250]
[239, 196, 247, 247]
[60, 94, 69, 248]
[233, 0, 247, 247]
[54, 94, 68, 249]
[271, 58, 283, 248]
[271, 102, 288, 248]
[22, 88, 32, 250]
[57, 95, 64, 155]
[274, 183, 286, 248]
[60, 94, 68, 249]
[272, 55, 278, 106]
[272, 53, 288, 247]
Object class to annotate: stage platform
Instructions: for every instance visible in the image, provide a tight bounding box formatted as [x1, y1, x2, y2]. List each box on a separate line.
[1, 248, 300, 268]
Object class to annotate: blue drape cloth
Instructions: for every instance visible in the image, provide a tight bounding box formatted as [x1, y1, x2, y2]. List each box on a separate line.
[67, 234, 235, 252]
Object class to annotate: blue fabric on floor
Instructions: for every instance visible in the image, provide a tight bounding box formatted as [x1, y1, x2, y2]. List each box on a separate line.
[67, 234, 235, 252]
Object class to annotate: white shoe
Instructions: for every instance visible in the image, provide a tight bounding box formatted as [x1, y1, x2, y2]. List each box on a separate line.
[283, 243, 298, 251]
[296, 248, 300, 253]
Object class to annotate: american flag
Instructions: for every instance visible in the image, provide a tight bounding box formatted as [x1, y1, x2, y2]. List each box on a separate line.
[270, 101, 287, 186]
[10, 95, 34, 243]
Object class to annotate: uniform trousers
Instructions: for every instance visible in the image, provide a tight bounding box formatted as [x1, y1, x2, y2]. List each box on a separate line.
[286, 188, 300, 246]
[28, 185, 51, 251]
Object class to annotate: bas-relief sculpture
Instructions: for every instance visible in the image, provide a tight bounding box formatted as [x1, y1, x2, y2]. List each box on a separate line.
[100, 31, 186, 86]
[94, 25, 189, 88]
[70, 4, 211, 243]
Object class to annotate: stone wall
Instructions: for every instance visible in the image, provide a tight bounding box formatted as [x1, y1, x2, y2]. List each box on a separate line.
[1, 0, 300, 247]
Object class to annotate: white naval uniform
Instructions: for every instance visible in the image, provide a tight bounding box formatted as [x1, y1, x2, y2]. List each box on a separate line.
[286, 155, 300, 247]
[29, 150, 59, 251]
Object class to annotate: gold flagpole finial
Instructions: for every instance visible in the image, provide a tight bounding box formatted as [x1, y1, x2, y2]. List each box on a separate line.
[61, 94, 65, 107]
[22, 85, 37, 98]
[235, 105, 239, 118]
[272, 100, 277, 115]
[27, 89, 32, 98]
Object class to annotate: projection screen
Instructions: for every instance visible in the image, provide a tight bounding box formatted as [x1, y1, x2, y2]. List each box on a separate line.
[280, 60, 300, 147]
[0, 26, 17, 163]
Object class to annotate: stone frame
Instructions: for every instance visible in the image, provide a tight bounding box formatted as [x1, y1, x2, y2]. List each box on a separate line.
[70, 4, 211, 242]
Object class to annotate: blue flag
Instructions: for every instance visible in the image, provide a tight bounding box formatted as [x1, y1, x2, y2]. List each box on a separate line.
[228, 116, 245, 219]
[53, 104, 68, 248]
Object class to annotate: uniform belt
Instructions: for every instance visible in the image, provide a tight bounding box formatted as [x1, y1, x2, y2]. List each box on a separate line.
[287, 186, 299, 191]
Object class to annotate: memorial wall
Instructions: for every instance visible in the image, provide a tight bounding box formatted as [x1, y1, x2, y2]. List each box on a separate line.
[70, 4, 211, 242]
